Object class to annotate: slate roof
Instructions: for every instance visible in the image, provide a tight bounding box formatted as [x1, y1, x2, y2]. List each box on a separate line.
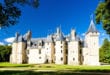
[87, 19, 98, 33]
[56, 27, 65, 41]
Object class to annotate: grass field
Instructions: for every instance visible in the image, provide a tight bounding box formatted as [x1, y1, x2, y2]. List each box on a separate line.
[0, 62, 110, 75]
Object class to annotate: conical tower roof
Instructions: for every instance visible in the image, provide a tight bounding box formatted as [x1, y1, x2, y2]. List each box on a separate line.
[56, 27, 64, 41]
[86, 18, 98, 34]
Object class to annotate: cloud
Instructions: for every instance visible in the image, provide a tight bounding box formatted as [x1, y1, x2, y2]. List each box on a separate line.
[82, 33, 85, 36]
[0, 42, 5, 45]
[81, 33, 85, 36]
[4, 37, 15, 43]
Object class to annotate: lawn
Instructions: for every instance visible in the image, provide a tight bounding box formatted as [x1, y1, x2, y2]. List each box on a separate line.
[0, 62, 110, 75]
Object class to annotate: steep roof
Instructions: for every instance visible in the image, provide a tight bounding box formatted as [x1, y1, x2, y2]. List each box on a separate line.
[47, 35, 53, 42]
[13, 32, 19, 43]
[87, 19, 98, 34]
[56, 27, 64, 41]
[18, 36, 25, 42]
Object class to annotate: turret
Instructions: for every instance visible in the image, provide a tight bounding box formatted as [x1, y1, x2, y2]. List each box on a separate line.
[70, 29, 76, 41]
[85, 18, 99, 49]
[83, 16, 100, 65]
[68, 29, 80, 65]
[55, 27, 67, 64]
[10, 32, 19, 63]
[45, 35, 55, 63]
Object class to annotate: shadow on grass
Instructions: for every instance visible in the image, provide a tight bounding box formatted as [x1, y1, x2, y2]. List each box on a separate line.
[0, 70, 110, 75]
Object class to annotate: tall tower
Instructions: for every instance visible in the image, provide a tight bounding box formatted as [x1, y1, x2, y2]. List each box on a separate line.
[83, 17, 100, 65]
[55, 27, 67, 64]
[10, 32, 19, 63]
[68, 29, 80, 65]
[10, 33, 27, 64]
[17, 36, 27, 64]
[45, 35, 55, 63]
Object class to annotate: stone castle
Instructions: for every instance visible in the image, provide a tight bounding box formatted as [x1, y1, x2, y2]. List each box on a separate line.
[10, 18, 100, 65]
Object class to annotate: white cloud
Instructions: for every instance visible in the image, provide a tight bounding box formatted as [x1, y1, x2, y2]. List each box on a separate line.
[0, 42, 5, 45]
[81, 33, 85, 36]
[4, 37, 15, 43]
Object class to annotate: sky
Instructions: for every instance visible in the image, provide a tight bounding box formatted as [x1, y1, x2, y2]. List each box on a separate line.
[0, 0, 109, 46]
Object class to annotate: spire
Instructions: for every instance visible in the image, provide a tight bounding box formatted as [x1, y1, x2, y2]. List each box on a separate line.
[87, 14, 98, 34]
[18, 35, 25, 42]
[47, 35, 53, 42]
[56, 26, 64, 41]
[13, 32, 19, 43]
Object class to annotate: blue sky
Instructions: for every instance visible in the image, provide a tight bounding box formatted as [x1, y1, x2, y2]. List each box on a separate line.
[0, 0, 109, 46]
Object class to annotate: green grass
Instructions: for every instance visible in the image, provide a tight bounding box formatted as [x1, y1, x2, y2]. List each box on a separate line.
[0, 62, 33, 67]
[0, 62, 110, 75]
[0, 70, 103, 75]
[1, 62, 110, 71]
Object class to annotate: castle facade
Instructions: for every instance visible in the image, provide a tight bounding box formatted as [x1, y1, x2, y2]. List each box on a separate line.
[10, 18, 100, 65]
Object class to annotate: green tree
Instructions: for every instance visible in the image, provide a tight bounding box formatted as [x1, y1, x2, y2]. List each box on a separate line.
[99, 38, 110, 63]
[95, 0, 110, 34]
[0, 45, 12, 62]
[0, 0, 39, 28]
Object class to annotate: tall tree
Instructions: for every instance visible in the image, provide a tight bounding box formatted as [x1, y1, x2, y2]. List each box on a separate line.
[95, 0, 110, 34]
[99, 38, 110, 63]
[0, 0, 39, 28]
[0, 45, 12, 62]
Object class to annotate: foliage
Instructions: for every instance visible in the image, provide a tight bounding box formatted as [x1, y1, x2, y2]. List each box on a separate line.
[95, 0, 110, 34]
[0, 45, 12, 62]
[0, 0, 39, 28]
[99, 38, 110, 63]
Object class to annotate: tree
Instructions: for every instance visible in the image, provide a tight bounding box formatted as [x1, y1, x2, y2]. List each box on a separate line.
[99, 38, 110, 63]
[0, 0, 39, 28]
[95, 0, 110, 34]
[0, 45, 12, 62]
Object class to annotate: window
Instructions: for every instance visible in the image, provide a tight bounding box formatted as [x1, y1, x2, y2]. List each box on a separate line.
[39, 49, 41, 54]
[61, 46, 62, 48]
[61, 57, 63, 61]
[61, 41, 62, 44]
[66, 49, 68, 54]
[39, 43, 42, 46]
[39, 57, 41, 59]
[61, 50, 62, 53]
[73, 58, 75, 61]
